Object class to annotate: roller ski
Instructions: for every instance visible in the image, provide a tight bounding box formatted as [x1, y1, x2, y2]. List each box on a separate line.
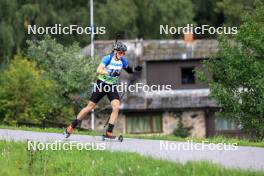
[102, 131, 123, 142]
[102, 118, 123, 142]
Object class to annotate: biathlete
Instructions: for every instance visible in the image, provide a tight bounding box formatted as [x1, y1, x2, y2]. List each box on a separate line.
[64, 41, 142, 138]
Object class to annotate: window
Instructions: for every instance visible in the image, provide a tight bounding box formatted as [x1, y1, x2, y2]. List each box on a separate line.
[181, 67, 195, 84]
[126, 114, 162, 133]
[215, 116, 240, 130]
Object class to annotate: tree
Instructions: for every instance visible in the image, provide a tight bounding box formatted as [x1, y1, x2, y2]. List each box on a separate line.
[133, 0, 195, 39]
[0, 0, 92, 66]
[0, 0, 18, 67]
[94, 0, 138, 39]
[191, 0, 224, 38]
[0, 55, 58, 124]
[199, 1, 264, 141]
[173, 113, 192, 138]
[26, 36, 99, 106]
[216, 0, 264, 26]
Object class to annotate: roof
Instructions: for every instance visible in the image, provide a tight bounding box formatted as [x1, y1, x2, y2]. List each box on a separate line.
[81, 39, 218, 61]
[120, 89, 218, 111]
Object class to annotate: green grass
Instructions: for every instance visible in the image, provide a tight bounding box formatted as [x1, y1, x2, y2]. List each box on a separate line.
[1, 124, 264, 148]
[0, 140, 263, 176]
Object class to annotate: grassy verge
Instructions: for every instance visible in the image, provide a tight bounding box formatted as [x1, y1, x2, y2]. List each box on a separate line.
[1, 125, 264, 148]
[0, 140, 263, 176]
[0, 124, 101, 136]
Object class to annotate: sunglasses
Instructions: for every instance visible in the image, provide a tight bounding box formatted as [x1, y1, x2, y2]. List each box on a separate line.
[116, 50, 125, 55]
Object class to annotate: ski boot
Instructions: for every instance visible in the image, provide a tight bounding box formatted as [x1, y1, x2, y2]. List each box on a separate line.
[64, 124, 74, 138]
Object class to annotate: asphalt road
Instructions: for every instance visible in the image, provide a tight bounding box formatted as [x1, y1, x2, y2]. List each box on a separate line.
[0, 129, 264, 171]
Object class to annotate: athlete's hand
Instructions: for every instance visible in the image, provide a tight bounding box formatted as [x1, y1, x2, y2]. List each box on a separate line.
[97, 64, 108, 75]
[134, 66, 142, 72]
[112, 71, 120, 77]
[109, 70, 120, 77]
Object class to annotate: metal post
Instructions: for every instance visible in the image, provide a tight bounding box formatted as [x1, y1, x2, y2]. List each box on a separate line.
[90, 0, 95, 130]
[90, 0, 94, 57]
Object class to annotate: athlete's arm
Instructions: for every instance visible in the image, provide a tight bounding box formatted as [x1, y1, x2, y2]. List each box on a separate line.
[97, 64, 108, 75]
[124, 66, 134, 74]
[124, 66, 142, 74]
[122, 57, 142, 74]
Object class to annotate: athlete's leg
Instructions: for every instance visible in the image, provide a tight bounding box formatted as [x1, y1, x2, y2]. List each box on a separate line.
[76, 101, 96, 121]
[64, 101, 96, 137]
[65, 82, 106, 137]
[109, 99, 120, 124]
[106, 99, 120, 137]
[105, 99, 120, 137]
[69, 81, 106, 128]
[105, 85, 120, 136]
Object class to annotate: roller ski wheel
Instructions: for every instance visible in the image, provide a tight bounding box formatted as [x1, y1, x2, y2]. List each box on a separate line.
[102, 133, 123, 142]
[118, 135, 123, 142]
[64, 130, 71, 138]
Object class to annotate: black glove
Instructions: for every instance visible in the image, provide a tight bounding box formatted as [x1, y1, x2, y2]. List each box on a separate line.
[134, 66, 142, 72]
[109, 70, 120, 77]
